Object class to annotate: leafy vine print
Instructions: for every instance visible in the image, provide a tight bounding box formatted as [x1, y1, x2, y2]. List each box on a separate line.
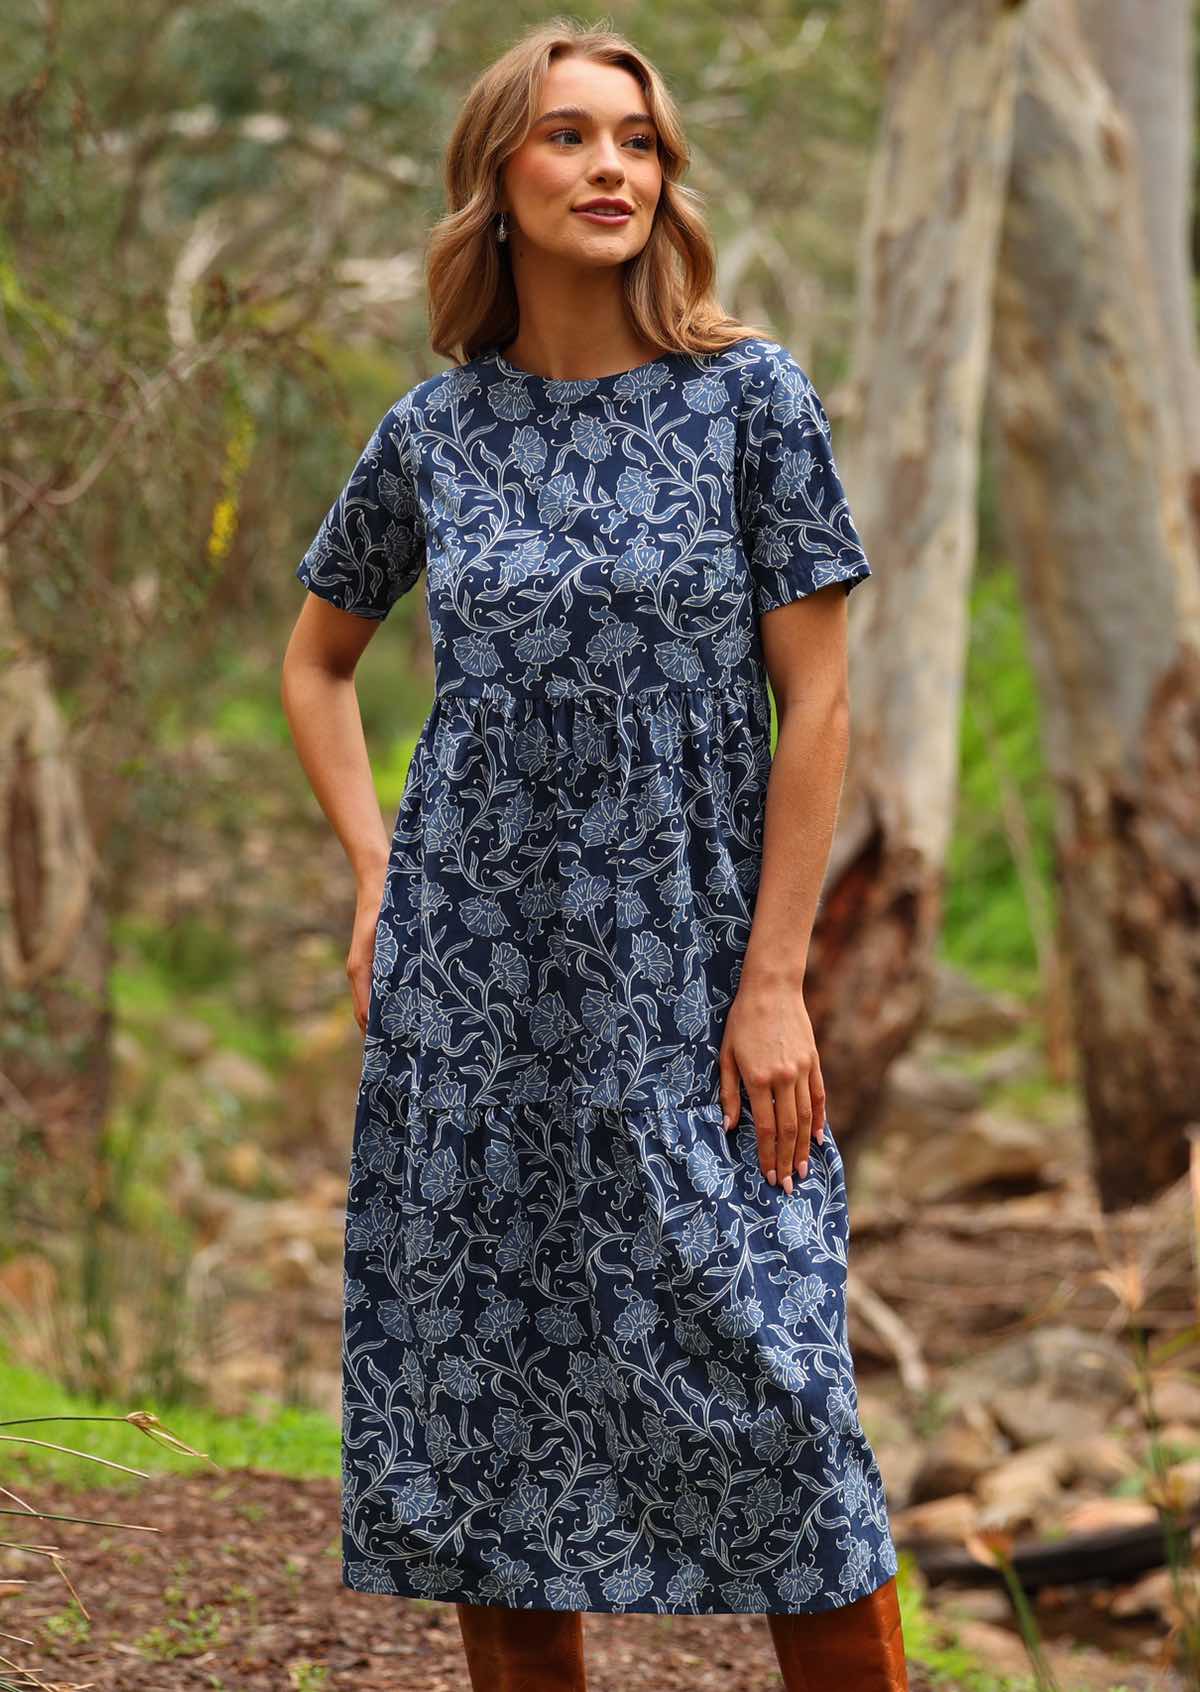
[296, 335, 898, 1614]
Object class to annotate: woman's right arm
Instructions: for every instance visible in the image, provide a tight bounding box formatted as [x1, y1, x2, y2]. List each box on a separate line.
[281, 593, 392, 1033]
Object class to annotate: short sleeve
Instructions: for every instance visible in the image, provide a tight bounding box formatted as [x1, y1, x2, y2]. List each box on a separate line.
[295, 398, 425, 620]
[737, 350, 872, 617]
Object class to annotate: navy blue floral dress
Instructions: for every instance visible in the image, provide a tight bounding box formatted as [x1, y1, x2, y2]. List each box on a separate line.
[295, 334, 899, 1615]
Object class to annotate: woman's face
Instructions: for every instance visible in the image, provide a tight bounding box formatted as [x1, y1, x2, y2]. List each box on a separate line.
[499, 55, 663, 268]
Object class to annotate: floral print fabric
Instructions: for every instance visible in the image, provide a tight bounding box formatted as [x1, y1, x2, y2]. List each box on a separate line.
[296, 335, 898, 1614]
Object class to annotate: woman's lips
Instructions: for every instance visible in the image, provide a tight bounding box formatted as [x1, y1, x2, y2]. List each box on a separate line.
[573, 208, 632, 225]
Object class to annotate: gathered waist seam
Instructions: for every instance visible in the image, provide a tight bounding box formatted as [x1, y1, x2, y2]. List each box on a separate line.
[431, 676, 762, 707]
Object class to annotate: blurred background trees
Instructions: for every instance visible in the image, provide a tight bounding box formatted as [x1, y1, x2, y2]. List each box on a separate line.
[5, 3, 1200, 1682]
[0, 0, 1198, 1612]
[0, 0, 897, 1404]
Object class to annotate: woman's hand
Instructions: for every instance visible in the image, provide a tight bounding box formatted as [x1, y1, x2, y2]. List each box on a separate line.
[718, 973, 826, 1195]
[347, 872, 387, 1035]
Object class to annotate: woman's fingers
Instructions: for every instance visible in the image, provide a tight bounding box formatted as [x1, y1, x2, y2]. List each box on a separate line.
[346, 949, 372, 1034]
[790, 1079, 813, 1183]
[775, 1091, 800, 1195]
[718, 1039, 742, 1133]
[746, 1081, 779, 1185]
[722, 1044, 824, 1192]
[348, 969, 369, 1032]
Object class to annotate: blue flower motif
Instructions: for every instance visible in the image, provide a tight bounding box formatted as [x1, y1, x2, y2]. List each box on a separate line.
[584, 617, 641, 667]
[545, 1571, 590, 1609]
[674, 976, 712, 1040]
[571, 414, 612, 463]
[490, 379, 536, 423]
[719, 1575, 770, 1612]
[612, 541, 664, 592]
[484, 1138, 520, 1191]
[682, 373, 730, 415]
[838, 1534, 875, 1593]
[562, 871, 610, 924]
[476, 1293, 526, 1344]
[438, 1355, 481, 1402]
[378, 1300, 414, 1342]
[666, 1557, 707, 1607]
[586, 1473, 622, 1528]
[460, 894, 508, 938]
[687, 1140, 734, 1199]
[776, 1564, 825, 1606]
[656, 639, 706, 684]
[781, 1272, 829, 1329]
[305, 336, 895, 1617]
[672, 1492, 712, 1539]
[614, 1292, 658, 1347]
[535, 1304, 586, 1345]
[478, 1550, 538, 1603]
[751, 1408, 793, 1464]
[602, 1563, 655, 1606]
[387, 1468, 446, 1526]
[538, 472, 581, 526]
[345, 1559, 398, 1594]
[677, 1210, 718, 1268]
[453, 632, 504, 677]
[496, 1214, 535, 1271]
[498, 1478, 547, 1533]
[510, 424, 548, 477]
[715, 1294, 764, 1339]
[419, 1148, 461, 1205]
[614, 465, 657, 517]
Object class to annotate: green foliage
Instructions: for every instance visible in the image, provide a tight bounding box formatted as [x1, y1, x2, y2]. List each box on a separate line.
[374, 731, 421, 813]
[113, 926, 294, 1069]
[941, 564, 1055, 994]
[0, 1349, 340, 1488]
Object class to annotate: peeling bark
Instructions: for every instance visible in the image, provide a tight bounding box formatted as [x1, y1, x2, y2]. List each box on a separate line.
[1080, 0, 1200, 546]
[987, 0, 1200, 1210]
[808, 0, 1025, 1166]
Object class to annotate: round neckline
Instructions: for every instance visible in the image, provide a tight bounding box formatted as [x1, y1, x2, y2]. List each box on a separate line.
[489, 345, 680, 387]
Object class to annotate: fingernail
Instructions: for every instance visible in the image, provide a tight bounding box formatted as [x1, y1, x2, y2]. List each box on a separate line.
[766, 1168, 777, 1186]
[816, 1126, 824, 1144]
[799, 1160, 809, 1178]
[783, 1174, 793, 1195]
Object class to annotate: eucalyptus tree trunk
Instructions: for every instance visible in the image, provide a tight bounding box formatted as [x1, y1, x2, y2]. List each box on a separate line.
[809, 0, 1024, 1166]
[1080, 0, 1200, 541]
[0, 563, 113, 1169]
[986, 0, 1200, 1210]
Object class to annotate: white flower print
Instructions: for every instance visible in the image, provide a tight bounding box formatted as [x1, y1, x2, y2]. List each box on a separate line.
[298, 338, 894, 1615]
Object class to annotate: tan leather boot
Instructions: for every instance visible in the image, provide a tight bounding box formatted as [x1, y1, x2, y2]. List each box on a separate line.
[766, 1575, 909, 1691]
[455, 1601, 587, 1692]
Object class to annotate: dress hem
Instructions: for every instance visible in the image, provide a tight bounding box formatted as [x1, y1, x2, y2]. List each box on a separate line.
[339, 1560, 900, 1618]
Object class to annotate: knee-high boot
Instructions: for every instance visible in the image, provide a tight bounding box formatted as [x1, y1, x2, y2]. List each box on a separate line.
[767, 1575, 909, 1691]
[455, 1601, 587, 1692]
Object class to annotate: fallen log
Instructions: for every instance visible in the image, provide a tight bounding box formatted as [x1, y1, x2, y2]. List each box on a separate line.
[903, 1504, 1200, 1591]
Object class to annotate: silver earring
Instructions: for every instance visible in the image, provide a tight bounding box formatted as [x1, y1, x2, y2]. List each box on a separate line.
[497, 211, 508, 243]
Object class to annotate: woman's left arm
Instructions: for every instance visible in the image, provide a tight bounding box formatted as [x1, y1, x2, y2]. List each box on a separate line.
[718, 582, 855, 1195]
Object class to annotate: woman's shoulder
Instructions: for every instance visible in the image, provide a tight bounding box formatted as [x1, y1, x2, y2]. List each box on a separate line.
[710, 334, 814, 391]
[692, 337, 820, 423]
[385, 365, 462, 424]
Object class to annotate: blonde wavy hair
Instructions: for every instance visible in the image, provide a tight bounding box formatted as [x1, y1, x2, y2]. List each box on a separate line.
[426, 16, 773, 366]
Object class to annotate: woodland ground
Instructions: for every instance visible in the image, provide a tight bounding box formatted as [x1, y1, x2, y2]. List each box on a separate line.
[6, 1468, 941, 1692]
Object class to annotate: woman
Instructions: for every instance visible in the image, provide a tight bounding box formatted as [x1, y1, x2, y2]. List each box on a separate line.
[282, 17, 908, 1691]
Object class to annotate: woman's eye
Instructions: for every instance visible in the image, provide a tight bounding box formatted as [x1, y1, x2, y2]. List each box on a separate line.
[548, 128, 655, 151]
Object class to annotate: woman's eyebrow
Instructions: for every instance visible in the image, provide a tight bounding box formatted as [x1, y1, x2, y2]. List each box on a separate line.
[534, 105, 656, 127]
